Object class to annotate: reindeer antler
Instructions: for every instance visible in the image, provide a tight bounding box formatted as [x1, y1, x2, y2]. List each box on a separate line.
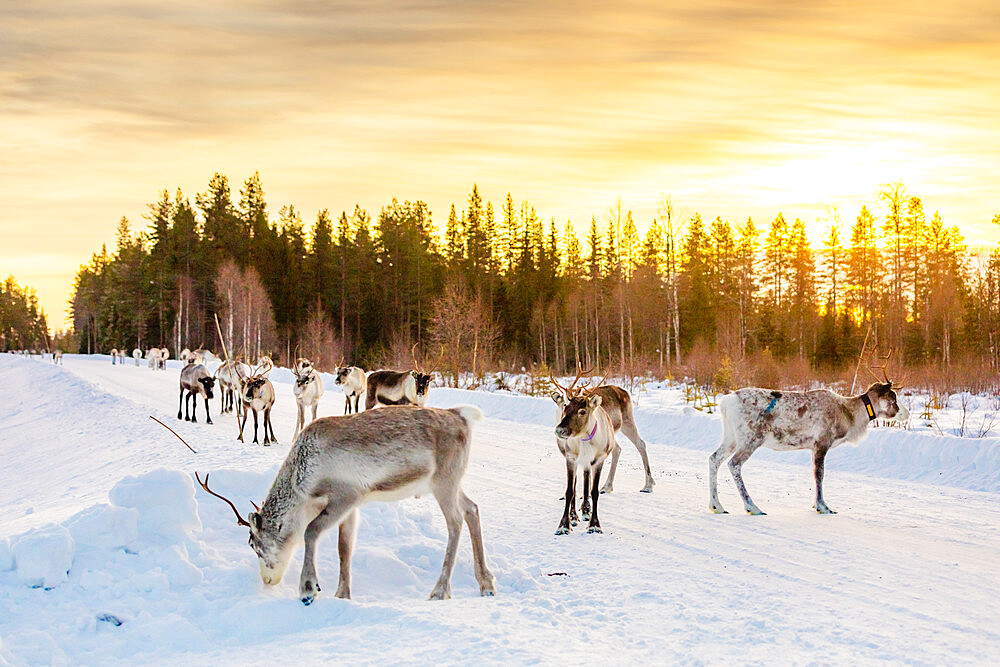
[194, 472, 251, 527]
[582, 369, 611, 396]
[411, 343, 424, 373]
[552, 365, 592, 397]
[866, 347, 896, 385]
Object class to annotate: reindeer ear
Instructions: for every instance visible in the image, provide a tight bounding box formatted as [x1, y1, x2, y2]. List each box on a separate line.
[551, 392, 566, 406]
[588, 394, 603, 409]
[248, 512, 262, 532]
[410, 370, 419, 378]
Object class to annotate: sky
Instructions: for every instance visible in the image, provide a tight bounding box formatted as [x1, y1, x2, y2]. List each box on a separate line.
[2, 0, 999, 328]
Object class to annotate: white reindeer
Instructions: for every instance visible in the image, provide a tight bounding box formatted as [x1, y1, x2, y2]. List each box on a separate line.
[241, 360, 276, 445]
[146, 347, 161, 370]
[334, 364, 366, 414]
[132, 348, 142, 366]
[159, 347, 170, 370]
[194, 404, 495, 604]
[292, 358, 324, 440]
[215, 359, 250, 414]
[709, 366, 909, 515]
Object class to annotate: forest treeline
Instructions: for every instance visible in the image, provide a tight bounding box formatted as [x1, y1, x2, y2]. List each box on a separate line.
[70, 172, 1000, 388]
[0, 275, 50, 351]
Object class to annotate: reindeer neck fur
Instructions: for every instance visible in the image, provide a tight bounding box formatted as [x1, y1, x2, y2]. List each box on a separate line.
[258, 441, 324, 547]
[842, 393, 878, 443]
[560, 406, 614, 462]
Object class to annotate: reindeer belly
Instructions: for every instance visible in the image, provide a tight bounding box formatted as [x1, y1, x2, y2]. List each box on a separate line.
[364, 470, 433, 503]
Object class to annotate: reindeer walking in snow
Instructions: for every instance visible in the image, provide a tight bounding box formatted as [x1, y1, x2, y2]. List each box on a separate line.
[708, 350, 909, 515]
[292, 357, 324, 440]
[241, 357, 276, 445]
[195, 404, 496, 604]
[334, 362, 366, 414]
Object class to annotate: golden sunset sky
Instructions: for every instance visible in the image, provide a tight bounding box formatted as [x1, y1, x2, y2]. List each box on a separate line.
[2, 1, 999, 328]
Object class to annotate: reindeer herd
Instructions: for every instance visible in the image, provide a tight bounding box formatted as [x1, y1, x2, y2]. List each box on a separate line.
[96, 343, 909, 604]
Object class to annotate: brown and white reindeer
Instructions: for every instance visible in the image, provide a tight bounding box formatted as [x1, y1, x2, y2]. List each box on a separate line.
[708, 350, 910, 515]
[334, 359, 367, 415]
[215, 359, 250, 414]
[178, 362, 216, 424]
[551, 370, 655, 494]
[292, 357, 324, 440]
[240, 359, 276, 445]
[549, 371, 620, 535]
[365, 346, 433, 410]
[194, 404, 496, 604]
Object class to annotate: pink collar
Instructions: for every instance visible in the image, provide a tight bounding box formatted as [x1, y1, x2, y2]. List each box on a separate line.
[581, 420, 598, 441]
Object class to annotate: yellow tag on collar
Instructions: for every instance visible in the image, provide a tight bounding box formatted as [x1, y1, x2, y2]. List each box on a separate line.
[865, 401, 875, 418]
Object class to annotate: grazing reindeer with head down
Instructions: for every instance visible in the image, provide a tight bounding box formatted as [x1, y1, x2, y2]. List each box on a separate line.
[292, 357, 324, 440]
[178, 363, 216, 424]
[334, 359, 367, 414]
[551, 372, 654, 494]
[709, 349, 910, 515]
[194, 404, 496, 604]
[549, 370, 619, 535]
[241, 358, 276, 445]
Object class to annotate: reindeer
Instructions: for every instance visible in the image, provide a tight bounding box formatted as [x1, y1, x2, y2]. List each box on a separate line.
[194, 404, 495, 604]
[147, 347, 161, 370]
[551, 370, 654, 494]
[215, 359, 250, 414]
[241, 360, 276, 445]
[708, 350, 910, 515]
[132, 348, 142, 366]
[292, 357, 324, 440]
[178, 363, 216, 424]
[365, 345, 433, 409]
[111, 348, 119, 365]
[53, 349, 63, 365]
[159, 347, 170, 370]
[334, 361, 366, 414]
[549, 371, 619, 535]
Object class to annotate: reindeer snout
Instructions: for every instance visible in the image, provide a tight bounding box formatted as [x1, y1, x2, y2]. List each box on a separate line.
[555, 426, 570, 438]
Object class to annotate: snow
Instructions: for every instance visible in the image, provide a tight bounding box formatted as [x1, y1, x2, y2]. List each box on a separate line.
[1, 353, 999, 664]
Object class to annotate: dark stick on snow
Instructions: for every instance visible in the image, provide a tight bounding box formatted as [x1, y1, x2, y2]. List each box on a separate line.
[150, 415, 198, 454]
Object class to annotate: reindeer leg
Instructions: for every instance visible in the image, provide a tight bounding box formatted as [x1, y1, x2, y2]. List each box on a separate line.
[299, 497, 358, 606]
[581, 468, 592, 521]
[353, 394, 361, 413]
[190, 391, 198, 423]
[294, 403, 304, 441]
[587, 461, 605, 533]
[813, 446, 836, 514]
[556, 460, 576, 535]
[729, 444, 765, 515]
[252, 409, 259, 444]
[204, 394, 212, 424]
[429, 487, 464, 600]
[459, 490, 496, 596]
[344, 395, 350, 415]
[177, 389, 184, 420]
[311, 402, 318, 425]
[335, 508, 360, 599]
[599, 442, 622, 495]
[620, 422, 655, 492]
[239, 408, 247, 443]
[266, 407, 277, 444]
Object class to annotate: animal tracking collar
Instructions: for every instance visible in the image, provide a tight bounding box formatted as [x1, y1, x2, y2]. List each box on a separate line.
[860, 393, 878, 421]
[581, 420, 599, 441]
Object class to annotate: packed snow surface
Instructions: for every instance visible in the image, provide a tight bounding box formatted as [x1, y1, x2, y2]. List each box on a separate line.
[1, 354, 999, 665]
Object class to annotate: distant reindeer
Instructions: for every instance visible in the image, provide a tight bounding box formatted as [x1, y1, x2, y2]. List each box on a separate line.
[132, 348, 142, 366]
[365, 345, 432, 410]
[292, 357, 324, 440]
[159, 347, 170, 370]
[708, 349, 910, 515]
[551, 371, 654, 494]
[110, 348, 119, 365]
[334, 360, 366, 414]
[241, 360, 276, 445]
[53, 349, 63, 365]
[146, 347, 161, 370]
[195, 404, 495, 604]
[178, 363, 216, 424]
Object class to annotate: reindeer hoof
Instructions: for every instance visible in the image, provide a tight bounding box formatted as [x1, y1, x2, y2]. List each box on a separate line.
[586, 526, 603, 534]
[640, 487, 653, 494]
[710, 505, 728, 514]
[746, 508, 766, 516]
[301, 595, 314, 606]
[555, 526, 571, 535]
[816, 506, 837, 515]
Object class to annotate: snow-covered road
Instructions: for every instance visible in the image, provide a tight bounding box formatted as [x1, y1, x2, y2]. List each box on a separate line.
[1, 354, 998, 665]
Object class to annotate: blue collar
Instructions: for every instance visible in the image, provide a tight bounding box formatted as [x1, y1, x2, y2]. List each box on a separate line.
[581, 420, 598, 441]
